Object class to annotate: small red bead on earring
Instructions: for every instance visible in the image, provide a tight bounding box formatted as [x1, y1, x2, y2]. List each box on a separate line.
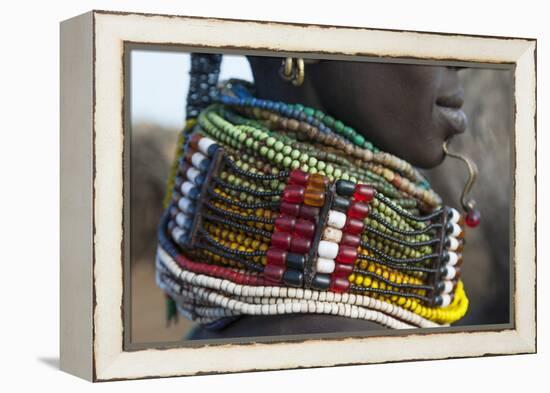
[465, 209, 481, 228]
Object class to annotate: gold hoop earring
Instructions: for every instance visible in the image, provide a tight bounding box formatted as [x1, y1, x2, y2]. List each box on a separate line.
[280, 57, 305, 86]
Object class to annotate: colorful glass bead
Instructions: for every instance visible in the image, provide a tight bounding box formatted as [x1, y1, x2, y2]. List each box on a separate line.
[280, 201, 300, 217]
[282, 185, 305, 204]
[264, 264, 285, 283]
[335, 179, 355, 197]
[335, 245, 358, 264]
[271, 232, 292, 250]
[333, 263, 354, 278]
[343, 217, 364, 235]
[316, 257, 335, 274]
[189, 133, 203, 150]
[465, 209, 481, 228]
[198, 136, 219, 157]
[283, 269, 304, 287]
[304, 189, 325, 207]
[331, 196, 350, 212]
[288, 169, 309, 186]
[275, 216, 296, 233]
[340, 233, 360, 248]
[191, 152, 211, 172]
[295, 219, 315, 239]
[348, 201, 370, 220]
[311, 274, 331, 290]
[330, 277, 350, 293]
[180, 181, 199, 200]
[286, 253, 306, 270]
[327, 210, 346, 229]
[299, 205, 320, 221]
[266, 248, 287, 265]
[353, 184, 375, 202]
[308, 173, 329, 190]
[290, 236, 312, 254]
[177, 197, 196, 215]
[318, 240, 339, 259]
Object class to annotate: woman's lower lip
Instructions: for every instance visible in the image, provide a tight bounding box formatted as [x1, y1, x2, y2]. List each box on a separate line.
[437, 106, 468, 134]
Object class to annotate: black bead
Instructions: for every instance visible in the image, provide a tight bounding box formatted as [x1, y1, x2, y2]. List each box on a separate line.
[436, 281, 445, 293]
[283, 269, 304, 287]
[335, 179, 356, 197]
[332, 196, 351, 212]
[311, 274, 331, 290]
[286, 253, 305, 270]
[434, 295, 443, 306]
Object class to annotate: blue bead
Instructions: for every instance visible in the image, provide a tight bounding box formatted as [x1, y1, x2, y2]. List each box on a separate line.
[267, 101, 274, 109]
[250, 98, 258, 106]
[318, 124, 327, 132]
[306, 116, 314, 123]
[292, 109, 302, 118]
[206, 144, 219, 156]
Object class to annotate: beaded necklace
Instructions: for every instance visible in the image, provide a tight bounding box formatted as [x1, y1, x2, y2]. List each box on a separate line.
[155, 54, 475, 329]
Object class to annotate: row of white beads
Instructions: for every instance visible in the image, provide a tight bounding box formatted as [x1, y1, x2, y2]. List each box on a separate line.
[156, 247, 440, 329]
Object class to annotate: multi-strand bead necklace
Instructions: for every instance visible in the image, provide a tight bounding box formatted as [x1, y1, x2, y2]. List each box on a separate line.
[156, 54, 475, 330]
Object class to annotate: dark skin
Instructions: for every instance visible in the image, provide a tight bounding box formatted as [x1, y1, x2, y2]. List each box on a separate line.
[187, 57, 467, 340]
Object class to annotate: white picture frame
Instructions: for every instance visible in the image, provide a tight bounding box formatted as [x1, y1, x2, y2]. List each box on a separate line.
[60, 10, 536, 381]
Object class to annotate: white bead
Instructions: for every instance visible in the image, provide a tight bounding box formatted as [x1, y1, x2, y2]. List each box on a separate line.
[288, 288, 296, 298]
[326, 291, 335, 302]
[318, 240, 339, 259]
[327, 210, 346, 229]
[285, 302, 293, 313]
[198, 137, 216, 156]
[447, 236, 459, 251]
[177, 197, 194, 214]
[180, 181, 196, 196]
[444, 265, 457, 280]
[441, 294, 452, 307]
[449, 208, 460, 224]
[191, 152, 208, 169]
[316, 257, 335, 274]
[292, 302, 301, 313]
[446, 251, 458, 266]
[443, 280, 454, 294]
[322, 227, 342, 243]
[171, 227, 185, 242]
[449, 222, 462, 237]
[186, 167, 201, 184]
[277, 303, 285, 314]
[175, 212, 190, 229]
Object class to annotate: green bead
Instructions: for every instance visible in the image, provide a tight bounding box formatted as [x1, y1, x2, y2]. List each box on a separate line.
[334, 120, 344, 133]
[325, 164, 334, 175]
[267, 149, 276, 160]
[274, 141, 284, 151]
[274, 152, 284, 163]
[308, 157, 318, 167]
[282, 145, 292, 155]
[260, 146, 268, 156]
[353, 134, 365, 146]
[266, 137, 276, 147]
[303, 107, 315, 116]
[290, 160, 300, 169]
[316, 161, 326, 171]
[290, 149, 300, 160]
[282, 156, 292, 167]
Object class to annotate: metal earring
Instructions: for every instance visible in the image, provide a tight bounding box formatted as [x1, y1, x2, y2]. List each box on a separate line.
[443, 139, 481, 227]
[280, 57, 305, 86]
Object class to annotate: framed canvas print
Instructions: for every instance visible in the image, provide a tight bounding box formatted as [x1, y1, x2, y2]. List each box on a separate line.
[60, 10, 536, 381]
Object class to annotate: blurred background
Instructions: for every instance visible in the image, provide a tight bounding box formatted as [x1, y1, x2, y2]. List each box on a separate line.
[129, 50, 513, 344]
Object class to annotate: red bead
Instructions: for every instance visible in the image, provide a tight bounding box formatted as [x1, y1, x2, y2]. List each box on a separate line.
[348, 201, 370, 220]
[354, 184, 375, 202]
[266, 248, 287, 265]
[294, 218, 315, 239]
[189, 133, 203, 150]
[330, 277, 350, 293]
[290, 236, 312, 254]
[299, 205, 320, 221]
[465, 209, 481, 228]
[274, 215, 296, 232]
[343, 217, 364, 235]
[280, 202, 300, 217]
[264, 264, 285, 283]
[332, 263, 353, 278]
[282, 185, 305, 203]
[271, 232, 292, 250]
[335, 245, 358, 264]
[340, 233, 360, 248]
[288, 169, 310, 186]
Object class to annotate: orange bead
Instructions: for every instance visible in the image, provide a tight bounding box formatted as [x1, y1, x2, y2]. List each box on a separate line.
[304, 189, 325, 207]
[308, 173, 329, 191]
